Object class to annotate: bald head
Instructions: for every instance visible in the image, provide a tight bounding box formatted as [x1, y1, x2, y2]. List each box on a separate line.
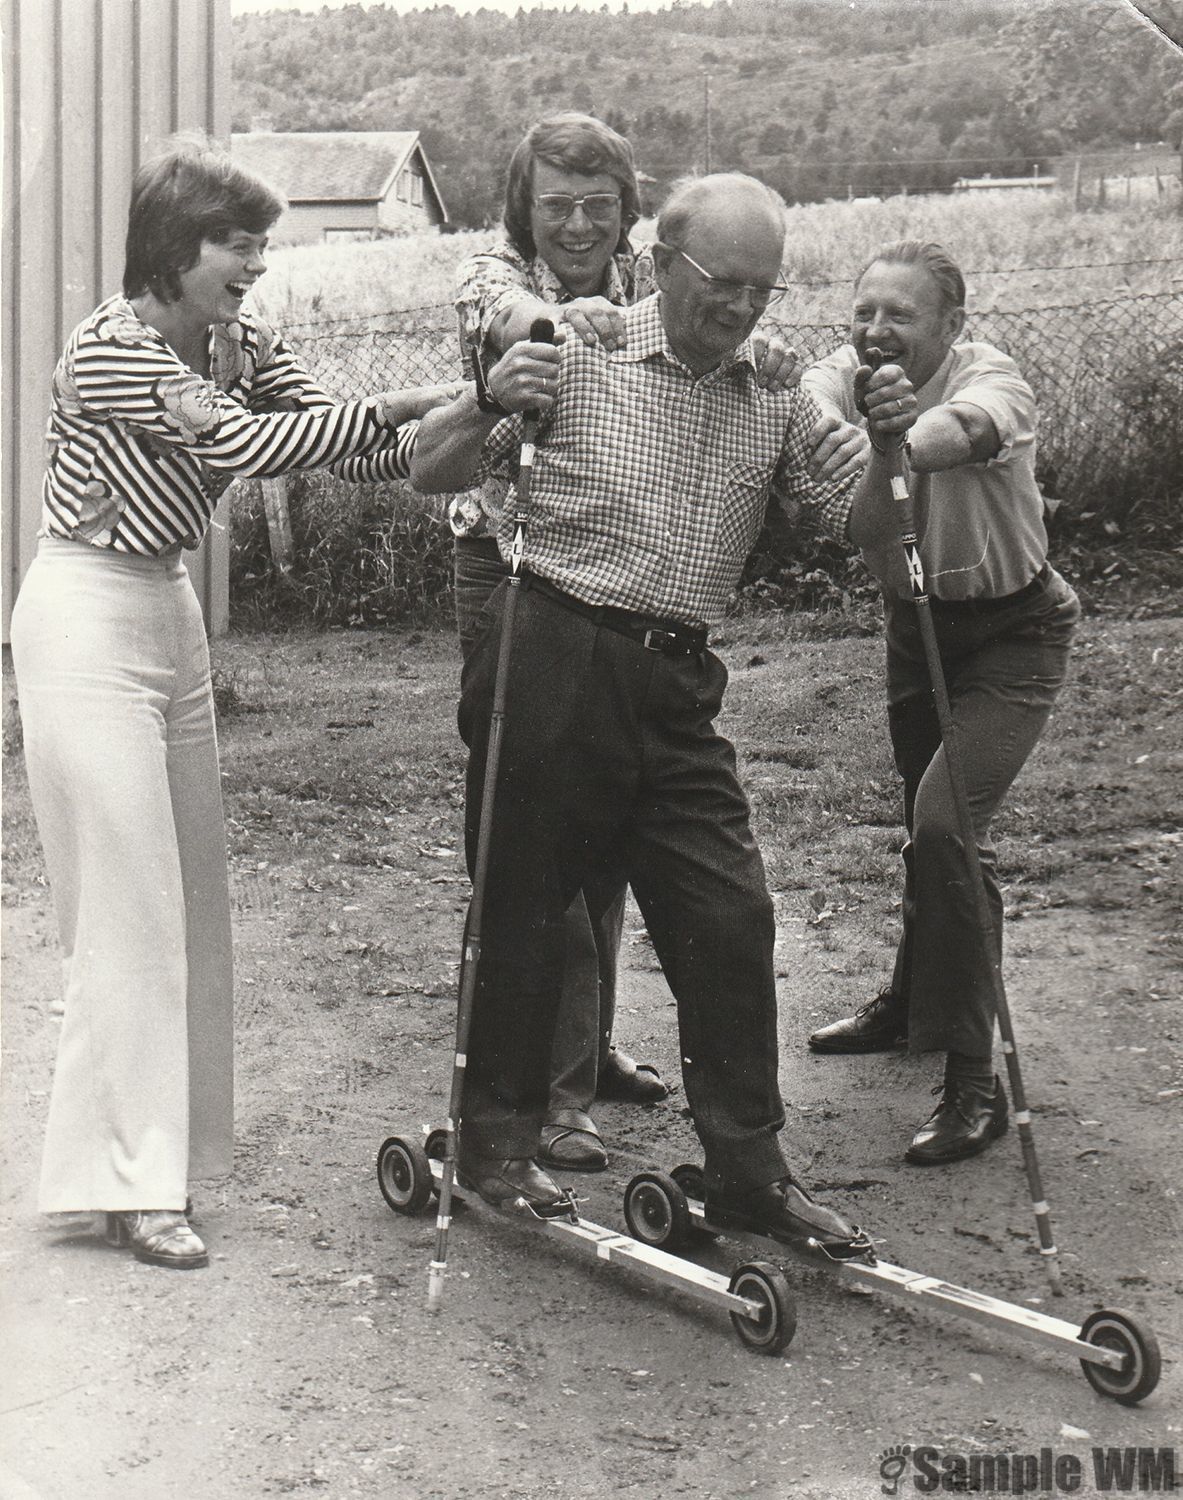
[657, 173, 786, 266]
[654, 173, 787, 375]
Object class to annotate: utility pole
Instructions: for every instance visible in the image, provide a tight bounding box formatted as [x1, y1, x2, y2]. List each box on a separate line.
[703, 73, 713, 174]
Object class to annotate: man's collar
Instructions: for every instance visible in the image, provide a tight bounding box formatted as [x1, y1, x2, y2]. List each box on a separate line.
[618, 294, 758, 379]
[914, 347, 957, 408]
[529, 250, 633, 307]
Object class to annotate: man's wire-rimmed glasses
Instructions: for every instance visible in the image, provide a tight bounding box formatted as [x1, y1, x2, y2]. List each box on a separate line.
[660, 242, 789, 311]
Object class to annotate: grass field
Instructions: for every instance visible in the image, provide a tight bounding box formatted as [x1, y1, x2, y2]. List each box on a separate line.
[249, 188, 1183, 330]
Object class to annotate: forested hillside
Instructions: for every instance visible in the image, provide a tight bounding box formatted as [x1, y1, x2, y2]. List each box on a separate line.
[232, 0, 1183, 226]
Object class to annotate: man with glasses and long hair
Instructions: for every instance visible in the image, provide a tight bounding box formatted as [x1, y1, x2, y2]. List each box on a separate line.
[450, 114, 667, 1181]
[449, 116, 811, 1180]
[410, 172, 867, 1246]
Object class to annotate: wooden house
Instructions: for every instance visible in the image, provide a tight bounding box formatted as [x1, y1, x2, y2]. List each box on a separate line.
[231, 131, 448, 245]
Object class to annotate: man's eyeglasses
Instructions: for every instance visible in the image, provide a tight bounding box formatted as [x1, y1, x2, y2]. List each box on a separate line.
[533, 192, 622, 225]
[662, 243, 788, 310]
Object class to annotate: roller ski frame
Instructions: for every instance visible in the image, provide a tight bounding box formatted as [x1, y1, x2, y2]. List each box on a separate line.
[377, 1131, 801, 1355]
[621, 1164, 1161, 1405]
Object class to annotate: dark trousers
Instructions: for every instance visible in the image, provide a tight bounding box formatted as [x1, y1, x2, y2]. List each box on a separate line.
[885, 569, 1080, 1055]
[454, 535, 624, 1129]
[457, 581, 788, 1194]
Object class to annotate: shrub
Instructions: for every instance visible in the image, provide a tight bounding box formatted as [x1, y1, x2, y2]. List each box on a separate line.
[229, 474, 452, 630]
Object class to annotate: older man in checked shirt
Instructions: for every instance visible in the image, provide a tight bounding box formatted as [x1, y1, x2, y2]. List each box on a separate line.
[412, 173, 869, 1245]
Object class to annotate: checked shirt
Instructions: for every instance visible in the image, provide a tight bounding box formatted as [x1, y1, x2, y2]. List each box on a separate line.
[449, 237, 655, 540]
[478, 294, 854, 627]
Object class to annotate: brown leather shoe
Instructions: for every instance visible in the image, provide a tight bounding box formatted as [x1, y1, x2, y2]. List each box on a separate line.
[905, 1076, 1008, 1165]
[456, 1155, 571, 1216]
[705, 1175, 857, 1249]
[808, 990, 908, 1054]
[597, 1048, 669, 1103]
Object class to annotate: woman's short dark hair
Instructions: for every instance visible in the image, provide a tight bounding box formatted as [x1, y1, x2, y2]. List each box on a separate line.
[502, 112, 641, 261]
[858, 240, 966, 314]
[123, 136, 285, 303]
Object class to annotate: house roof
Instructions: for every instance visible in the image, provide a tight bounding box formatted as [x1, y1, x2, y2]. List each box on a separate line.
[232, 131, 438, 208]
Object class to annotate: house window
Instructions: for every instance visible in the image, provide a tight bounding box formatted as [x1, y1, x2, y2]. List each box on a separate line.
[411, 172, 423, 207]
[396, 172, 408, 202]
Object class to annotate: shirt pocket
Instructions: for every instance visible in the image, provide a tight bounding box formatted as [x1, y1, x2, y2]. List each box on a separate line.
[714, 461, 770, 563]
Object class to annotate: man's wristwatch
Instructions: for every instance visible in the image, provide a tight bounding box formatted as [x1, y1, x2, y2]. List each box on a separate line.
[471, 350, 510, 416]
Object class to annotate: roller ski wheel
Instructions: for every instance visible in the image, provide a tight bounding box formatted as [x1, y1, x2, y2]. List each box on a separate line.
[623, 1171, 694, 1251]
[728, 1261, 797, 1355]
[670, 1163, 706, 1200]
[1079, 1308, 1161, 1405]
[668, 1162, 719, 1242]
[376, 1134, 433, 1215]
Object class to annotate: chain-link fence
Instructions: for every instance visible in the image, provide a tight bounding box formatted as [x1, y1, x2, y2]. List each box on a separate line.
[283, 289, 1183, 511]
[233, 291, 1182, 626]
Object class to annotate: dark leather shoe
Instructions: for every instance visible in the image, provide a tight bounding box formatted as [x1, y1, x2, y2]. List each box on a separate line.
[456, 1155, 568, 1216]
[905, 1076, 1008, 1165]
[705, 1175, 857, 1249]
[597, 1048, 670, 1103]
[537, 1122, 608, 1173]
[808, 990, 908, 1054]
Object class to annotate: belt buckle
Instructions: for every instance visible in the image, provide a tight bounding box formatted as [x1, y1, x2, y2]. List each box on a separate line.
[642, 627, 675, 653]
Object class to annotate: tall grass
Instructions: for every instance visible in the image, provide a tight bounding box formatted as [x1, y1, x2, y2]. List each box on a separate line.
[779, 188, 1183, 320]
[249, 229, 488, 329]
[230, 473, 451, 631]
[247, 190, 1183, 330]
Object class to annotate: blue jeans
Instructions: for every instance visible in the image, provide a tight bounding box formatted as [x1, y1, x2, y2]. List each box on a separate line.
[453, 536, 626, 1133]
[456, 580, 789, 1192]
[885, 567, 1080, 1055]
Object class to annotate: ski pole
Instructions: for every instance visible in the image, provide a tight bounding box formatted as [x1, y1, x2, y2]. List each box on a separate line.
[428, 318, 557, 1312]
[866, 348, 1065, 1298]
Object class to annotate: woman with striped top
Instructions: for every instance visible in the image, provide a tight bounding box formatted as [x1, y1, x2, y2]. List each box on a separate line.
[8, 139, 544, 1271]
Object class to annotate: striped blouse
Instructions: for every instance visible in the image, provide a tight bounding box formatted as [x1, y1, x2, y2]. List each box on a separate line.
[42, 296, 418, 555]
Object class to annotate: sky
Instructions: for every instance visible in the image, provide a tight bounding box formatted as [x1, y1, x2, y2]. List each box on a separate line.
[230, 0, 679, 14]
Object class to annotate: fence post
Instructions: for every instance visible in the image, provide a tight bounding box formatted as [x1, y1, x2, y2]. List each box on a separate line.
[262, 477, 294, 575]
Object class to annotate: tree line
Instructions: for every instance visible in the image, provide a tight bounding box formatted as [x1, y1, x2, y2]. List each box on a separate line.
[232, 0, 1183, 228]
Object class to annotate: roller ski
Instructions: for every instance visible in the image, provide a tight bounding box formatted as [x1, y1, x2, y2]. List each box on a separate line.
[621, 1164, 1161, 1405]
[377, 1129, 803, 1355]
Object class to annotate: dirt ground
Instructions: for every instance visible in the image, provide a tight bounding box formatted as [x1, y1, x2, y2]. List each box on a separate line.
[1, 621, 1180, 1500]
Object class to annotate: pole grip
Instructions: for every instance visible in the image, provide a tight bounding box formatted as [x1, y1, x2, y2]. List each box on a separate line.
[524, 318, 556, 425]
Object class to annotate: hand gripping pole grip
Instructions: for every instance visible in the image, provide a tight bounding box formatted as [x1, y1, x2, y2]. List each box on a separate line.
[508, 317, 556, 575]
[524, 317, 556, 423]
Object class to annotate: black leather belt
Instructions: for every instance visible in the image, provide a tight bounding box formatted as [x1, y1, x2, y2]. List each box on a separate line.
[524, 573, 708, 656]
[929, 563, 1049, 614]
